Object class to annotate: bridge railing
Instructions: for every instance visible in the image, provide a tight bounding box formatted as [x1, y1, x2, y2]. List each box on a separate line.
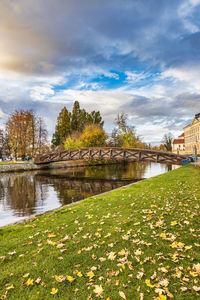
[34, 147, 190, 165]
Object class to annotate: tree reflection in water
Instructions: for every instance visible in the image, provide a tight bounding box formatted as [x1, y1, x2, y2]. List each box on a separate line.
[0, 162, 174, 225]
[1, 174, 48, 216]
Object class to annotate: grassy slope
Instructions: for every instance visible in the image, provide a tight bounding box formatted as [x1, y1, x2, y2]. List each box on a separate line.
[0, 165, 199, 300]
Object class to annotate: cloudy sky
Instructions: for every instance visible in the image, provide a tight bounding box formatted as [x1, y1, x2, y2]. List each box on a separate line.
[0, 0, 200, 144]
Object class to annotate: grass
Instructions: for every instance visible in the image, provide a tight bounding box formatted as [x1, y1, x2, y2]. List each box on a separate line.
[0, 161, 30, 165]
[0, 165, 200, 299]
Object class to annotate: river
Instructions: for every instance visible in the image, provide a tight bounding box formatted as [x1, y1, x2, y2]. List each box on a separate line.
[0, 162, 178, 227]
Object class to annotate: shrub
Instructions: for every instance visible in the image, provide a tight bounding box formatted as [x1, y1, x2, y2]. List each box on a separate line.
[80, 124, 107, 147]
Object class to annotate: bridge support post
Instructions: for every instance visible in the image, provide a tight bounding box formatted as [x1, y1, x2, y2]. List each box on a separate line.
[110, 149, 113, 159]
[138, 151, 142, 161]
[79, 150, 82, 160]
[123, 150, 126, 160]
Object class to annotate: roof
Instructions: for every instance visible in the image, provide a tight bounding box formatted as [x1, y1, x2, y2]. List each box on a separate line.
[184, 116, 200, 128]
[178, 133, 184, 137]
[173, 139, 184, 144]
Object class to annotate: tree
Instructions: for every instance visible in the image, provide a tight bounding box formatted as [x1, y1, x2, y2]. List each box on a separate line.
[6, 110, 48, 158]
[64, 124, 107, 150]
[37, 117, 48, 154]
[0, 129, 4, 158]
[71, 101, 81, 132]
[6, 110, 32, 158]
[162, 133, 173, 152]
[80, 124, 107, 147]
[87, 111, 104, 127]
[52, 101, 105, 147]
[110, 113, 146, 148]
[52, 107, 71, 147]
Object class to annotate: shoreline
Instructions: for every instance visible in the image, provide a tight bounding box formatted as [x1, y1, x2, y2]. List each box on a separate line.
[1, 163, 180, 229]
[0, 159, 119, 173]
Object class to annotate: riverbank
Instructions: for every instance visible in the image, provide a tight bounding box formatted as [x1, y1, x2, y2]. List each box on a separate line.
[0, 165, 200, 299]
[0, 159, 119, 173]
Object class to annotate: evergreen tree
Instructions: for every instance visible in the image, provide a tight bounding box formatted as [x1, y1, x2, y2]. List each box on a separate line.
[52, 101, 105, 147]
[71, 101, 81, 132]
[87, 111, 104, 127]
[52, 107, 71, 147]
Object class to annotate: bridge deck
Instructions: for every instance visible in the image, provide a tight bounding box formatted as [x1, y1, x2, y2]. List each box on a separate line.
[34, 147, 189, 165]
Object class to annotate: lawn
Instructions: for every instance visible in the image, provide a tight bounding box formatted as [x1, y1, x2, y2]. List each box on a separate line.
[0, 165, 199, 299]
[0, 161, 30, 165]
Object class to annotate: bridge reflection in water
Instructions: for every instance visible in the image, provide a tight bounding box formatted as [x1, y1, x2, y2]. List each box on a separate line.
[0, 162, 176, 226]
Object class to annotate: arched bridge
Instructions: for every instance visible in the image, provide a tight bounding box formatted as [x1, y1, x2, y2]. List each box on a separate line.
[34, 147, 189, 165]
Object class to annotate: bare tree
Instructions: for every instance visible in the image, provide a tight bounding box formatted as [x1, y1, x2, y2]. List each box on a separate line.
[162, 133, 174, 152]
[37, 117, 48, 154]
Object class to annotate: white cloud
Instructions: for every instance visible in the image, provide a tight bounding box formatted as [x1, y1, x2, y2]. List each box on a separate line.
[125, 71, 150, 83]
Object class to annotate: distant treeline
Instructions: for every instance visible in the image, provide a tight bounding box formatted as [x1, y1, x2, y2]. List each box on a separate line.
[0, 100, 172, 160]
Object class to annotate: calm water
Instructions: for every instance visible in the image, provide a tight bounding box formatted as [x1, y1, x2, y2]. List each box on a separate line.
[0, 162, 178, 226]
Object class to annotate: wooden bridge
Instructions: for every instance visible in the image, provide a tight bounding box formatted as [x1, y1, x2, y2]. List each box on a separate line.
[34, 147, 189, 165]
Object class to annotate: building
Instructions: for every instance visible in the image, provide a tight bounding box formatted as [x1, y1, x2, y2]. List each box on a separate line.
[184, 113, 200, 155]
[172, 133, 185, 154]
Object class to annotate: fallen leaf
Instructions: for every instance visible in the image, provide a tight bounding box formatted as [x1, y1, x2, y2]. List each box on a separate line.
[50, 288, 58, 295]
[119, 291, 126, 299]
[93, 285, 103, 297]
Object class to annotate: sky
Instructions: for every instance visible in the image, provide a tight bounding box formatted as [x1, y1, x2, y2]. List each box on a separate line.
[0, 0, 200, 145]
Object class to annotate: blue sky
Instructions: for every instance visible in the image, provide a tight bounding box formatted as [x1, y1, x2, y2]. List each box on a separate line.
[0, 0, 200, 144]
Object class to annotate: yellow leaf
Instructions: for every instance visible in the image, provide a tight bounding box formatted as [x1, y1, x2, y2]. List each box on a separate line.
[177, 242, 184, 248]
[119, 291, 126, 299]
[145, 279, 154, 288]
[50, 288, 58, 295]
[185, 245, 192, 250]
[175, 270, 182, 278]
[160, 233, 166, 238]
[190, 271, 198, 277]
[171, 221, 178, 226]
[47, 240, 56, 246]
[66, 276, 75, 283]
[26, 278, 34, 286]
[86, 271, 95, 279]
[48, 233, 56, 238]
[56, 243, 65, 249]
[154, 295, 167, 300]
[77, 272, 83, 277]
[6, 284, 14, 290]
[23, 273, 30, 278]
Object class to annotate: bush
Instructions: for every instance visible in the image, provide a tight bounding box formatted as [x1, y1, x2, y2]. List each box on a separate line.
[64, 124, 107, 150]
[80, 124, 107, 147]
[64, 132, 83, 150]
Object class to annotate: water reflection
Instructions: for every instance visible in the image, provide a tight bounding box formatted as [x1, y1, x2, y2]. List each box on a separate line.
[0, 162, 178, 226]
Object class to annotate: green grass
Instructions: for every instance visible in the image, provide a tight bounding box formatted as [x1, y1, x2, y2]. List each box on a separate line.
[0, 165, 200, 299]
